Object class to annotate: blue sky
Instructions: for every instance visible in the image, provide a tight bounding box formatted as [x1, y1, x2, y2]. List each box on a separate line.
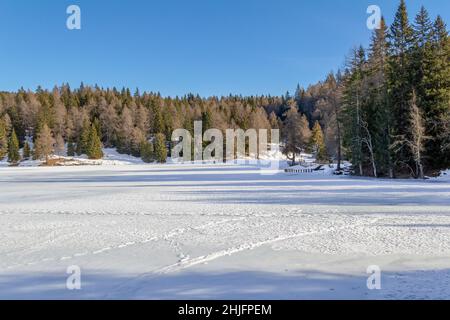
[0, 0, 449, 97]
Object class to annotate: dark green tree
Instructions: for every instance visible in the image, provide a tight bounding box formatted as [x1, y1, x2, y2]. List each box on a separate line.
[140, 141, 154, 163]
[388, 0, 415, 174]
[87, 125, 103, 160]
[0, 118, 7, 160]
[154, 133, 167, 163]
[8, 129, 20, 164]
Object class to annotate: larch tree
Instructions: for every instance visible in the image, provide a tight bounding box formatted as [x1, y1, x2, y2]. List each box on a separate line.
[22, 141, 31, 160]
[34, 124, 55, 163]
[310, 121, 328, 163]
[282, 107, 311, 165]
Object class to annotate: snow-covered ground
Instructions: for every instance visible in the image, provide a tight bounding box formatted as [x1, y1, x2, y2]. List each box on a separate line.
[1, 163, 450, 300]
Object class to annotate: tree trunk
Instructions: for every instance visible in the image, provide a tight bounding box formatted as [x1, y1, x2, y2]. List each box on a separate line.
[336, 120, 342, 171]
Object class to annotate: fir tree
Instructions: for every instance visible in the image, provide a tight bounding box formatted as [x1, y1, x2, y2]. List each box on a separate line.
[0, 118, 8, 160]
[8, 129, 20, 164]
[388, 0, 415, 174]
[140, 141, 154, 163]
[422, 15, 450, 171]
[87, 125, 103, 160]
[367, 17, 393, 177]
[78, 119, 91, 155]
[342, 47, 367, 176]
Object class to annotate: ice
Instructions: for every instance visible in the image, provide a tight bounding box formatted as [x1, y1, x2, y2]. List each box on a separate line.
[0, 163, 450, 299]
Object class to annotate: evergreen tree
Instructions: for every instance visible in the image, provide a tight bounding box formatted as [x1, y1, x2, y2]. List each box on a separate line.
[367, 17, 393, 177]
[342, 47, 367, 175]
[77, 119, 91, 155]
[8, 129, 20, 164]
[388, 0, 415, 174]
[422, 15, 450, 171]
[154, 133, 167, 163]
[140, 141, 154, 163]
[0, 118, 7, 160]
[151, 101, 164, 134]
[87, 125, 103, 160]
[310, 121, 328, 162]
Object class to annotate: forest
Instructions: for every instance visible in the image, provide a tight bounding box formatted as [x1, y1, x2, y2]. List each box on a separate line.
[0, 0, 448, 178]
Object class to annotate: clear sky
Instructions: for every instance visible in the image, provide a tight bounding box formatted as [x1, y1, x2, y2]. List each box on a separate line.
[0, 0, 449, 97]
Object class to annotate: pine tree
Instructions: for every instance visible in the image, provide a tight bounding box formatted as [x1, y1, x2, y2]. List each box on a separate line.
[140, 141, 154, 163]
[154, 133, 167, 163]
[8, 129, 20, 164]
[0, 118, 8, 160]
[23, 141, 31, 160]
[310, 121, 328, 162]
[87, 125, 103, 160]
[34, 124, 55, 163]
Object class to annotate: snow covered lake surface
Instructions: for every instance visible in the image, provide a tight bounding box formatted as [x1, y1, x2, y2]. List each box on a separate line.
[1, 164, 450, 300]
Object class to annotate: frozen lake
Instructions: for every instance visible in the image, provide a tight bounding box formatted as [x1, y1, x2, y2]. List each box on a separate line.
[1, 164, 450, 299]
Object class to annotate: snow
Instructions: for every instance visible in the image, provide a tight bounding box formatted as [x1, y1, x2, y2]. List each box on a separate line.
[436, 169, 450, 182]
[0, 163, 450, 299]
[0, 148, 145, 167]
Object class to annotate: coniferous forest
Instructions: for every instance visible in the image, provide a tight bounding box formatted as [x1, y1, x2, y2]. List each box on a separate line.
[0, 1, 448, 178]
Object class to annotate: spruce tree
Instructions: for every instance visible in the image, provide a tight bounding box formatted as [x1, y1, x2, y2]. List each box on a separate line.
[367, 17, 393, 177]
[78, 119, 91, 155]
[342, 47, 367, 175]
[154, 133, 167, 163]
[87, 125, 103, 160]
[422, 16, 450, 171]
[140, 141, 154, 163]
[388, 0, 415, 174]
[8, 129, 20, 164]
[0, 118, 7, 160]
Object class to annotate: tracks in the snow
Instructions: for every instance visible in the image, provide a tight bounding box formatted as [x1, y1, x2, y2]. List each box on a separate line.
[0, 217, 246, 271]
[106, 217, 381, 298]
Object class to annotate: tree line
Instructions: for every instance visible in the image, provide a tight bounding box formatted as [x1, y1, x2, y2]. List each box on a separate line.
[0, 1, 448, 177]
